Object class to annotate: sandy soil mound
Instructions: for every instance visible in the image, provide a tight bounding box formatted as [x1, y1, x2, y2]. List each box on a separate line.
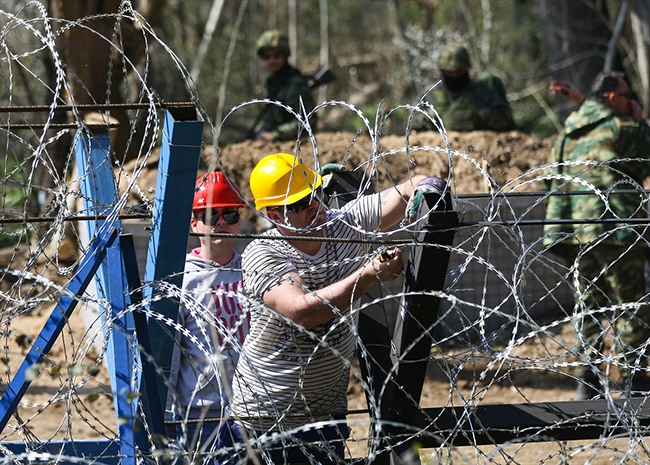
[216, 129, 553, 194]
[119, 129, 554, 227]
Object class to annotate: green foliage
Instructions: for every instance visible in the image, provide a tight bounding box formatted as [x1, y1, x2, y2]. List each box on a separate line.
[165, 0, 556, 142]
[69, 364, 85, 376]
[0, 1, 600, 147]
[399, 0, 554, 137]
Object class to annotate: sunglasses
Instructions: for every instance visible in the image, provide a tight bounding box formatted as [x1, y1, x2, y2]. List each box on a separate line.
[269, 188, 326, 214]
[287, 187, 329, 213]
[199, 210, 240, 226]
[285, 195, 314, 213]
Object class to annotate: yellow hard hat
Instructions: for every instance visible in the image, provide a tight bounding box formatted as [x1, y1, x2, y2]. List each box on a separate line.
[250, 153, 322, 210]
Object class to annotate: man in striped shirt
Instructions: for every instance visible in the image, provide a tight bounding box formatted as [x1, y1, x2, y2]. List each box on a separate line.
[219, 153, 440, 463]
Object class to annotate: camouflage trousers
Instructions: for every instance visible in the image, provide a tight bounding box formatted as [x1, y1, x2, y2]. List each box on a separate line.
[568, 243, 650, 380]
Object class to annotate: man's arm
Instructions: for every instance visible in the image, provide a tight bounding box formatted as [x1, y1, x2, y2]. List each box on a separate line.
[550, 81, 585, 105]
[273, 76, 317, 141]
[262, 248, 403, 329]
[377, 175, 427, 230]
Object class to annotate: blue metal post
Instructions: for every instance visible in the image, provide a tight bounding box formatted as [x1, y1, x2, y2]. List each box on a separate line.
[143, 106, 204, 412]
[74, 130, 139, 463]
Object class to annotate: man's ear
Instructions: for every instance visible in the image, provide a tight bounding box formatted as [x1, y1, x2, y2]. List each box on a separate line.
[605, 91, 618, 109]
[266, 208, 279, 222]
[190, 216, 199, 232]
[266, 208, 285, 225]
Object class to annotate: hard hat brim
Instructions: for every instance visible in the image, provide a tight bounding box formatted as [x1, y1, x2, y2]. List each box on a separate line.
[255, 173, 322, 211]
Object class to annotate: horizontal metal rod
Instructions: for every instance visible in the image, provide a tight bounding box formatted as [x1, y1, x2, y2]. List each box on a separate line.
[0, 213, 150, 224]
[416, 397, 650, 447]
[191, 217, 650, 243]
[190, 231, 411, 245]
[5, 214, 650, 230]
[164, 408, 371, 425]
[0, 102, 195, 113]
[458, 189, 650, 199]
[468, 217, 650, 227]
[0, 123, 120, 130]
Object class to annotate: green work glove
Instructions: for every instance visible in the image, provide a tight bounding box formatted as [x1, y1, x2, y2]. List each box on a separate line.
[319, 163, 345, 176]
[404, 177, 448, 224]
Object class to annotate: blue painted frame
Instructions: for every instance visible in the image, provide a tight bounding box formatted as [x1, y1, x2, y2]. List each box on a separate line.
[142, 106, 204, 412]
[74, 129, 139, 463]
[0, 107, 203, 463]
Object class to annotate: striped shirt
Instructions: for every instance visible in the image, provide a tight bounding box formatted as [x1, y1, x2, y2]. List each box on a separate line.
[231, 193, 380, 431]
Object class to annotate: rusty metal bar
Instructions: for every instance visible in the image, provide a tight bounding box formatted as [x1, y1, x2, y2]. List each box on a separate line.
[185, 217, 650, 235]
[3, 215, 650, 232]
[1, 123, 120, 130]
[459, 189, 650, 199]
[0, 102, 195, 113]
[0, 213, 150, 224]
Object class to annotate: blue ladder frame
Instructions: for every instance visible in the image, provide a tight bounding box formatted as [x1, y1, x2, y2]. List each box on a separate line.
[0, 106, 204, 463]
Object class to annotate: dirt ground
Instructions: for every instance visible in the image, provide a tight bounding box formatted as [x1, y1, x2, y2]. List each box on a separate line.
[3, 129, 647, 464]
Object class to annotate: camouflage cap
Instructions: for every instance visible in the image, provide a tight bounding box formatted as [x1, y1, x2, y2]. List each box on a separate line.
[256, 30, 291, 57]
[437, 43, 471, 71]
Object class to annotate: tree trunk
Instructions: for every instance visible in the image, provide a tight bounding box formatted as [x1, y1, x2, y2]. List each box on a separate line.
[190, 0, 225, 83]
[215, 0, 249, 128]
[604, 1, 628, 72]
[629, 0, 650, 117]
[48, 0, 167, 164]
[50, 0, 122, 104]
[386, 0, 421, 98]
[288, 0, 297, 67]
[250, 0, 259, 98]
[269, 0, 278, 30]
[480, 0, 493, 66]
[318, 0, 329, 104]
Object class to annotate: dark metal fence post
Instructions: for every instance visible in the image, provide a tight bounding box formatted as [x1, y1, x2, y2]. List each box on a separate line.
[374, 191, 458, 465]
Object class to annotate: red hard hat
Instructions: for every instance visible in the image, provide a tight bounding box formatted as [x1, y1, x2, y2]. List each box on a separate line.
[192, 172, 246, 210]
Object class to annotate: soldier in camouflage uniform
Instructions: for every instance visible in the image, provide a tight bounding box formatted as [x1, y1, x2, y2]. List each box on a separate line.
[254, 30, 317, 142]
[417, 43, 514, 132]
[543, 72, 650, 400]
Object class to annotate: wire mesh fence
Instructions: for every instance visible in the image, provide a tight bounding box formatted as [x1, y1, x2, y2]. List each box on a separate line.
[1, 4, 650, 465]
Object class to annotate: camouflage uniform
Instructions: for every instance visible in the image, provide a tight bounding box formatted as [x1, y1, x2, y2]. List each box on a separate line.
[417, 43, 514, 132]
[543, 98, 650, 379]
[256, 30, 316, 141]
[428, 81, 514, 132]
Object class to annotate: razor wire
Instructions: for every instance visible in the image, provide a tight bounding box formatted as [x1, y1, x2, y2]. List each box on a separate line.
[1, 4, 650, 465]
